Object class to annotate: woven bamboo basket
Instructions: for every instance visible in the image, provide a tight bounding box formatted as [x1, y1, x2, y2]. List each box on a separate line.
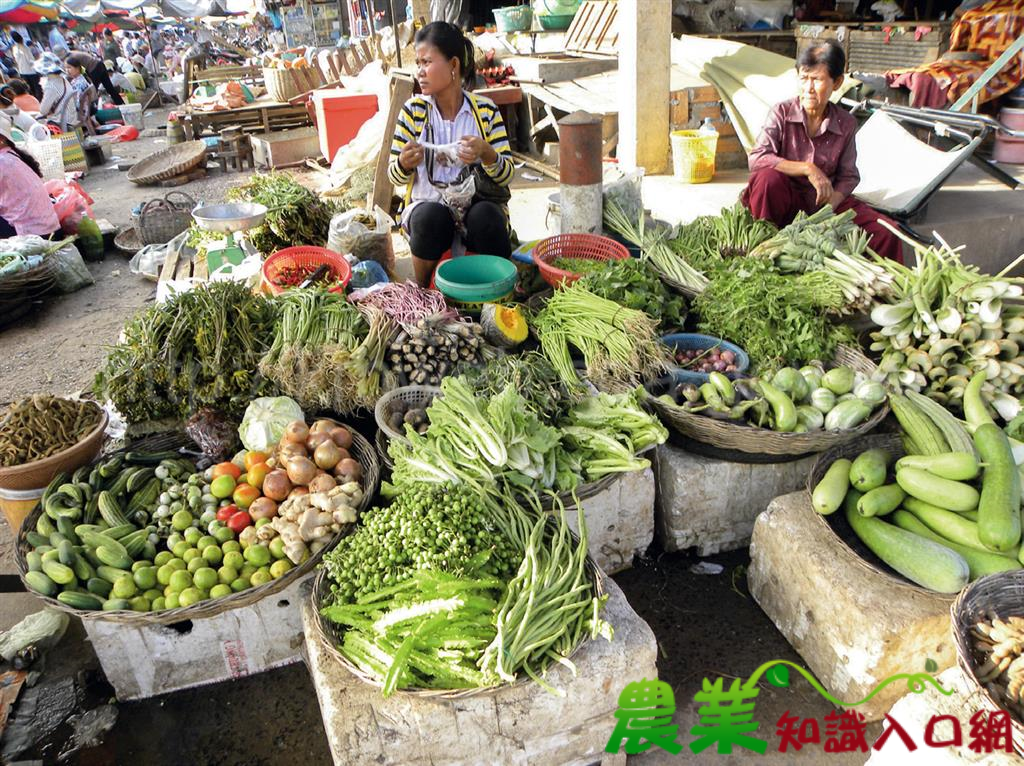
[0, 258, 57, 300]
[132, 192, 196, 246]
[310, 519, 604, 699]
[127, 141, 207, 185]
[645, 345, 888, 461]
[373, 385, 442, 443]
[15, 422, 379, 626]
[263, 67, 323, 102]
[657, 268, 704, 300]
[952, 571, 1024, 755]
[0, 405, 107, 492]
[804, 432, 960, 601]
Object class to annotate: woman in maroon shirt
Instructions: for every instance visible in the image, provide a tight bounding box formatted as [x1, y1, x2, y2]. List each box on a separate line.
[741, 40, 902, 262]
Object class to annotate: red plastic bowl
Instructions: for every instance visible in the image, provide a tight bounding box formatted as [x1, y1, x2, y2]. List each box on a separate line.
[262, 246, 352, 295]
[532, 234, 630, 288]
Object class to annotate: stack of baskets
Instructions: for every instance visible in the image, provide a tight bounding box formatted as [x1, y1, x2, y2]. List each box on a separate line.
[493, 5, 533, 32]
[263, 66, 323, 102]
[132, 192, 196, 246]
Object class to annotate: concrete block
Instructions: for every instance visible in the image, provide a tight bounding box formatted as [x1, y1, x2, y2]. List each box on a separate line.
[568, 467, 655, 574]
[653, 444, 817, 555]
[748, 492, 957, 721]
[866, 667, 1018, 765]
[84, 574, 308, 700]
[302, 576, 656, 766]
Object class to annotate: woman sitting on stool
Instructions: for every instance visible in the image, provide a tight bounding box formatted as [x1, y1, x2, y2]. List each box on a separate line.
[741, 39, 902, 262]
[0, 114, 60, 238]
[387, 21, 515, 287]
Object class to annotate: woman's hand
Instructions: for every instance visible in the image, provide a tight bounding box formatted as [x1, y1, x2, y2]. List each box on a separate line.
[806, 163, 834, 207]
[458, 135, 497, 166]
[399, 140, 424, 172]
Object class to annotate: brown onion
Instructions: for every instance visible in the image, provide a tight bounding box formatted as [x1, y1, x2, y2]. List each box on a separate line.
[284, 420, 309, 443]
[334, 457, 362, 483]
[308, 473, 337, 493]
[306, 431, 332, 452]
[249, 497, 278, 521]
[314, 440, 343, 470]
[288, 486, 309, 498]
[286, 456, 317, 486]
[310, 419, 336, 436]
[330, 426, 353, 449]
[262, 470, 292, 502]
[279, 441, 307, 459]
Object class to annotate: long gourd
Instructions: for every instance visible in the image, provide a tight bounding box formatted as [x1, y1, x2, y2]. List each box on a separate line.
[975, 423, 1022, 553]
[891, 510, 1020, 580]
[845, 504, 969, 593]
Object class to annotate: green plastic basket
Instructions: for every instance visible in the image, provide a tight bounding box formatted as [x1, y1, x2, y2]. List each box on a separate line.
[538, 12, 575, 30]
[435, 255, 518, 308]
[493, 5, 533, 32]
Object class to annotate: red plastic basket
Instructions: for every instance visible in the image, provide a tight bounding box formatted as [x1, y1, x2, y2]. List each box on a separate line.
[262, 246, 352, 295]
[531, 234, 630, 288]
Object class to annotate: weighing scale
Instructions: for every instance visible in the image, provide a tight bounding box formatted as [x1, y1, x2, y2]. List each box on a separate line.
[190, 202, 269, 274]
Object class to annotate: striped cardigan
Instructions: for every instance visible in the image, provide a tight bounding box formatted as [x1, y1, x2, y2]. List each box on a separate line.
[387, 92, 515, 211]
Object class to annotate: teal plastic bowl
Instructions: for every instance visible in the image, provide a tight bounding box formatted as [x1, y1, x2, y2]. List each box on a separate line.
[435, 255, 518, 304]
[538, 13, 575, 30]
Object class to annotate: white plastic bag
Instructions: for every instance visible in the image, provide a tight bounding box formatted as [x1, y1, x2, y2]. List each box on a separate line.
[327, 206, 395, 271]
[129, 244, 167, 281]
[50, 241, 94, 293]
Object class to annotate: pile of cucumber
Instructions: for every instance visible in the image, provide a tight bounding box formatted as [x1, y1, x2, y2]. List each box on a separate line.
[812, 387, 1023, 593]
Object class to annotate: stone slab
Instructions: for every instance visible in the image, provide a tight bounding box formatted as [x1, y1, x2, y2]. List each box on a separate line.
[866, 667, 1019, 765]
[748, 491, 957, 721]
[653, 444, 817, 555]
[567, 467, 655, 574]
[301, 576, 657, 766]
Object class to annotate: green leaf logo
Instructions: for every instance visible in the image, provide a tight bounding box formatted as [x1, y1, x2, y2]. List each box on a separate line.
[925, 658, 938, 673]
[766, 664, 790, 688]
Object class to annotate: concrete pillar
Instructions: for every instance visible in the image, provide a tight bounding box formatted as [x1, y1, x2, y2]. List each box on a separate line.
[618, 0, 671, 173]
[558, 110, 603, 235]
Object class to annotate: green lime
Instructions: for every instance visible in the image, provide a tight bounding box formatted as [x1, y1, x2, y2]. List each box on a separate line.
[269, 559, 294, 579]
[157, 564, 175, 586]
[171, 540, 190, 558]
[250, 568, 273, 587]
[213, 526, 235, 544]
[164, 592, 180, 609]
[193, 567, 218, 591]
[223, 551, 245, 571]
[217, 564, 238, 585]
[254, 517, 271, 529]
[239, 563, 257, 579]
[166, 533, 184, 550]
[230, 576, 250, 593]
[131, 560, 149, 573]
[182, 548, 201, 563]
[112, 575, 137, 600]
[164, 584, 175, 598]
[203, 546, 223, 566]
[196, 535, 216, 551]
[133, 567, 158, 591]
[210, 583, 232, 599]
[129, 596, 150, 612]
[143, 588, 162, 601]
[167, 557, 187, 572]
[168, 569, 192, 594]
[210, 475, 236, 499]
[244, 544, 272, 568]
[268, 537, 286, 560]
[183, 527, 202, 545]
[151, 597, 167, 611]
[221, 540, 241, 553]
[178, 587, 202, 607]
[187, 556, 206, 574]
[154, 551, 174, 567]
[171, 510, 194, 532]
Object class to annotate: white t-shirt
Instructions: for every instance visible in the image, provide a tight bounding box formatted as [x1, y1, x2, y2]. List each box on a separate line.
[12, 43, 35, 75]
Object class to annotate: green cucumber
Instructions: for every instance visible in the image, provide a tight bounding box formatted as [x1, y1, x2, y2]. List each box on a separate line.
[845, 503, 969, 593]
[905, 501, 989, 551]
[892, 510, 1019, 580]
[57, 540, 75, 566]
[57, 591, 103, 610]
[896, 452, 980, 482]
[857, 484, 906, 517]
[102, 598, 132, 611]
[35, 514, 56, 538]
[95, 546, 132, 570]
[86, 577, 113, 598]
[25, 552, 42, 572]
[896, 467, 980, 512]
[96, 565, 128, 584]
[24, 531, 49, 549]
[811, 459, 851, 515]
[850, 449, 890, 492]
[41, 560, 76, 586]
[41, 549, 60, 563]
[55, 516, 79, 545]
[975, 423, 1022, 553]
[24, 571, 58, 597]
[71, 552, 96, 582]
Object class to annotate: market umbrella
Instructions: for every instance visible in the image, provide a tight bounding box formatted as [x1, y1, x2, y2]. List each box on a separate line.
[0, 0, 59, 22]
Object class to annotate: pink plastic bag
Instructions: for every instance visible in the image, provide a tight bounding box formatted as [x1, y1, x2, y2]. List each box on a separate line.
[45, 180, 95, 234]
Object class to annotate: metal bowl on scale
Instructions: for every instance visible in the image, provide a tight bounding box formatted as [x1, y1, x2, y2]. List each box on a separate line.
[191, 202, 268, 233]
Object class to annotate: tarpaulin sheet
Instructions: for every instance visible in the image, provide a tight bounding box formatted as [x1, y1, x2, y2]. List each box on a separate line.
[61, 0, 228, 17]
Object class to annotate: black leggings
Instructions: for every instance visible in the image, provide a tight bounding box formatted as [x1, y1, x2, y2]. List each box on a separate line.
[407, 200, 512, 262]
[21, 73, 41, 100]
[88, 64, 123, 105]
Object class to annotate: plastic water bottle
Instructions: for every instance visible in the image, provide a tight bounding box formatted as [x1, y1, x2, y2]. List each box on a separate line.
[698, 117, 718, 137]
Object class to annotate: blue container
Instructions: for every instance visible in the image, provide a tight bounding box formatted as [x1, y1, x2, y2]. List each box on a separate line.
[661, 333, 749, 386]
[435, 255, 518, 308]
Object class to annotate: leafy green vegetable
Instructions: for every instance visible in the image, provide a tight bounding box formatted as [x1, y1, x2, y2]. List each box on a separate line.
[578, 258, 687, 330]
[460, 352, 584, 423]
[226, 172, 339, 253]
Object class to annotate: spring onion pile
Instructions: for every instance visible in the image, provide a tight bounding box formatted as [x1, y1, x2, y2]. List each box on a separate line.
[870, 231, 1024, 419]
[532, 282, 670, 391]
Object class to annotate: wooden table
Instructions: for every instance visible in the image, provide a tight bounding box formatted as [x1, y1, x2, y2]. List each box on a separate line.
[182, 97, 311, 140]
[476, 85, 523, 151]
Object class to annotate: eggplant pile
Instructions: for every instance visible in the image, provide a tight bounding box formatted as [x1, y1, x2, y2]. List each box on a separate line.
[658, 363, 886, 433]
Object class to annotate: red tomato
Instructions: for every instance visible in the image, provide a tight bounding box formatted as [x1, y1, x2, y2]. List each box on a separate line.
[216, 504, 239, 522]
[227, 510, 253, 534]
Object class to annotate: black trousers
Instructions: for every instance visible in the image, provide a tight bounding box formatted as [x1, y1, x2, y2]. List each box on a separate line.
[21, 73, 41, 100]
[407, 200, 512, 262]
[88, 64, 123, 105]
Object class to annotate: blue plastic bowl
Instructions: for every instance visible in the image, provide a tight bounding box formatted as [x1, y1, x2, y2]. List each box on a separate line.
[435, 255, 518, 304]
[661, 333, 749, 386]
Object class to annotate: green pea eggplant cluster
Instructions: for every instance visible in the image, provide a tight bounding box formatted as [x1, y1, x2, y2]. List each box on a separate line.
[659, 363, 885, 433]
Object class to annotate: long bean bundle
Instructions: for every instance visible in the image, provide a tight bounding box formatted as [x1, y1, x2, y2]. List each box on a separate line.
[533, 283, 670, 391]
[355, 281, 457, 329]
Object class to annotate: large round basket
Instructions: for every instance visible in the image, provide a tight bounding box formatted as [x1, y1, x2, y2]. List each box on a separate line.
[263, 67, 323, 102]
[952, 570, 1024, 755]
[531, 234, 630, 289]
[310, 519, 603, 699]
[0, 259, 57, 301]
[373, 385, 442, 443]
[0, 405, 107, 492]
[15, 422, 380, 626]
[645, 345, 888, 462]
[127, 141, 207, 185]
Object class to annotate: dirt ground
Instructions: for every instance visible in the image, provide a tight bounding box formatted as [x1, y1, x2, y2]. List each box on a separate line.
[0, 113, 884, 765]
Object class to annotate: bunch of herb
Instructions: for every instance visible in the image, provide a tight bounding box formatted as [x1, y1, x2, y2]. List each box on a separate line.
[94, 282, 279, 423]
[226, 172, 338, 253]
[693, 258, 853, 371]
[459, 352, 585, 423]
[667, 204, 776, 272]
[578, 257, 687, 330]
